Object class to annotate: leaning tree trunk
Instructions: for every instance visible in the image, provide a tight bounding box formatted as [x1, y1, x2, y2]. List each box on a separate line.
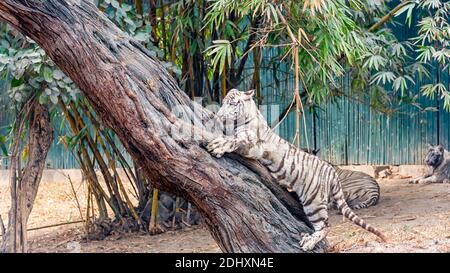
[0, 0, 327, 252]
[1, 102, 53, 253]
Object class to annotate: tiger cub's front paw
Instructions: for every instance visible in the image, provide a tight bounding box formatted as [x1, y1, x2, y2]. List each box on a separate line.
[206, 137, 233, 158]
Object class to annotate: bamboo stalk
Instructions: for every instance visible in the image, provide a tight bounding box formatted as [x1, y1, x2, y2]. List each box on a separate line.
[186, 202, 192, 225]
[170, 27, 179, 63]
[83, 107, 148, 226]
[275, 7, 312, 149]
[185, 38, 196, 99]
[81, 101, 138, 184]
[90, 185, 95, 224]
[66, 174, 85, 224]
[135, 0, 143, 15]
[133, 164, 149, 210]
[82, 108, 143, 228]
[0, 215, 5, 236]
[78, 149, 110, 219]
[149, 188, 160, 232]
[59, 103, 113, 218]
[172, 197, 180, 228]
[85, 182, 92, 234]
[149, 0, 159, 46]
[80, 101, 145, 228]
[368, 1, 412, 33]
[113, 165, 145, 229]
[66, 101, 127, 215]
[252, 47, 261, 105]
[160, 0, 168, 58]
[294, 46, 301, 148]
[62, 147, 108, 220]
[221, 64, 227, 99]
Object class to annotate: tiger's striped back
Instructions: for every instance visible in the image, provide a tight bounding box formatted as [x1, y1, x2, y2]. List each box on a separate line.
[300, 148, 380, 210]
[331, 168, 380, 210]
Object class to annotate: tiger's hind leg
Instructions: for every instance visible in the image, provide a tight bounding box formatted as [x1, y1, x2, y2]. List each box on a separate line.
[299, 205, 329, 251]
[347, 198, 368, 210]
[349, 196, 379, 210]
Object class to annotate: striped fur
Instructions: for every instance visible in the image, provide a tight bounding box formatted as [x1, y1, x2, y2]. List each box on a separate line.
[300, 149, 380, 209]
[207, 89, 386, 251]
[331, 168, 380, 210]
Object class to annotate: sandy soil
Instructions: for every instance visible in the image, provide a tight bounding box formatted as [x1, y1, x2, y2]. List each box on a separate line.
[0, 177, 89, 233]
[328, 178, 450, 252]
[28, 226, 220, 253]
[1, 177, 449, 253]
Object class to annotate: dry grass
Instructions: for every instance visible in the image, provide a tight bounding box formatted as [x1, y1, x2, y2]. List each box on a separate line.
[0, 176, 88, 231]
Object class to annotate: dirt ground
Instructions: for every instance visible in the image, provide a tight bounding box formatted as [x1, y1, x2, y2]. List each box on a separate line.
[328, 178, 450, 252]
[1, 177, 449, 253]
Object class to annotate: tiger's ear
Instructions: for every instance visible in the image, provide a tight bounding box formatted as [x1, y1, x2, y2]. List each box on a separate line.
[228, 88, 239, 95]
[427, 144, 434, 149]
[437, 144, 444, 151]
[243, 89, 255, 99]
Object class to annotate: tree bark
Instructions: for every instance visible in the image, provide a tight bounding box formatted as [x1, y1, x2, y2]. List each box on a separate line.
[0, 0, 327, 252]
[1, 102, 53, 253]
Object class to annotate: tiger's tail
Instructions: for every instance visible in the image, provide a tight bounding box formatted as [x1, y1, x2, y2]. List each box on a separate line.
[333, 189, 387, 242]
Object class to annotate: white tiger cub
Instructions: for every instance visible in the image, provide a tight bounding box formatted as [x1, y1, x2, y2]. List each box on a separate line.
[207, 89, 386, 251]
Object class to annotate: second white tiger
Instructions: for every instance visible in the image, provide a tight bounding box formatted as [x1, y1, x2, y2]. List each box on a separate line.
[301, 149, 381, 210]
[207, 89, 386, 251]
[331, 168, 380, 210]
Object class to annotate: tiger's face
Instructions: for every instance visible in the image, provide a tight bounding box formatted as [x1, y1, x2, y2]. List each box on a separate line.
[216, 89, 257, 134]
[425, 145, 445, 167]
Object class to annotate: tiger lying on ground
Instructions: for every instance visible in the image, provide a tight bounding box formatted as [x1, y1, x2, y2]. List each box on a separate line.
[410, 144, 450, 184]
[301, 149, 380, 210]
[207, 89, 386, 251]
[332, 168, 380, 209]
